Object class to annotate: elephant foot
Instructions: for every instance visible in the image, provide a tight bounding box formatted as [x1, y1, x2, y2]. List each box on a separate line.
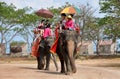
[72, 69, 77, 73]
[61, 70, 65, 73]
[45, 67, 49, 70]
[65, 71, 73, 75]
[37, 64, 44, 70]
[38, 67, 44, 70]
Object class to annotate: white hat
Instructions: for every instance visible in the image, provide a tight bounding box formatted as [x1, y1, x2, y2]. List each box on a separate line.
[67, 15, 72, 19]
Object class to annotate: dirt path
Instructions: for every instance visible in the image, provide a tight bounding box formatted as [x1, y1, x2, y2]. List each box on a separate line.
[0, 59, 120, 79]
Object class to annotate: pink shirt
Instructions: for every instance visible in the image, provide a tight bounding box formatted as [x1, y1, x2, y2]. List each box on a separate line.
[65, 20, 75, 29]
[43, 28, 51, 38]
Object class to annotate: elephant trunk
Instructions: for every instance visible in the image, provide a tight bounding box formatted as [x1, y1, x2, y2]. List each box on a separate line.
[67, 40, 77, 73]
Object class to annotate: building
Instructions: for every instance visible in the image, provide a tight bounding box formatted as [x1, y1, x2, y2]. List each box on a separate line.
[98, 40, 116, 54]
[77, 41, 94, 55]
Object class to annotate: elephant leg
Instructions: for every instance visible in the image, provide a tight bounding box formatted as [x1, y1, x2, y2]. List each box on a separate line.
[45, 46, 51, 70]
[69, 54, 76, 73]
[37, 57, 40, 69]
[64, 52, 72, 75]
[67, 40, 77, 73]
[57, 51, 65, 73]
[38, 47, 45, 70]
[60, 59, 65, 73]
[45, 52, 50, 70]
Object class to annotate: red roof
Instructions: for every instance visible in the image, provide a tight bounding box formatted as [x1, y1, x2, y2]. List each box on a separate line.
[99, 40, 113, 45]
[78, 41, 92, 46]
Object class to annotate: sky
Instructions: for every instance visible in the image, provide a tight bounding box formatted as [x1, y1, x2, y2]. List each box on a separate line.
[0, 0, 105, 17]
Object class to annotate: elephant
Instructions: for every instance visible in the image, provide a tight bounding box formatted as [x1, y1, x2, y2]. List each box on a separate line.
[37, 37, 58, 71]
[56, 30, 78, 75]
[36, 30, 78, 75]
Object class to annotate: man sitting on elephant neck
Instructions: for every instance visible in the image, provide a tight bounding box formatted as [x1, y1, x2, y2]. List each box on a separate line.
[60, 13, 66, 29]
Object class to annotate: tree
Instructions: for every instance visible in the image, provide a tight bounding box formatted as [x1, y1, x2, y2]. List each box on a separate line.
[77, 3, 103, 55]
[0, 2, 22, 53]
[99, 0, 120, 54]
[0, 2, 27, 44]
[18, 13, 41, 53]
[99, 0, 120, 42]
[0, 2, 40, 53]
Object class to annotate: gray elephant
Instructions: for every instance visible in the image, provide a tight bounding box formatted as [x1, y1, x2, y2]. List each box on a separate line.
[37, 38, 58, 71]
[56, 30, 78, 75]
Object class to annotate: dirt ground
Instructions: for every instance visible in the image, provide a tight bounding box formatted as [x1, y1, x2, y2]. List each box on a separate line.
[0, 57, 120, 79]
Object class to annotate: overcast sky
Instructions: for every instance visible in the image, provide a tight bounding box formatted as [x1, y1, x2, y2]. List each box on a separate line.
[1, 0, 105, 17]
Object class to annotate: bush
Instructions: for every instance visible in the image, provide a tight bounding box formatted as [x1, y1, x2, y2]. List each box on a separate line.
[10, 41, 26, 46]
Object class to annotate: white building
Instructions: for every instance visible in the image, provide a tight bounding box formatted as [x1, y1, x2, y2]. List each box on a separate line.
[77, 41, 94, 55]
[99, 40, 116, 54]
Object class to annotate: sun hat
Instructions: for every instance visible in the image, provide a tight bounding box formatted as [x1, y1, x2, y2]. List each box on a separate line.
[67, 15, 72, 19]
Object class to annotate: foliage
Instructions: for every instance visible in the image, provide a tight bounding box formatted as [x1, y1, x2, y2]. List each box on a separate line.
[77, 3, 106, 55]
[0, 2, 40, 44]
[99, 0, 120, 42]
[10, 41, 26, 46]
[79, 3, 100, 41]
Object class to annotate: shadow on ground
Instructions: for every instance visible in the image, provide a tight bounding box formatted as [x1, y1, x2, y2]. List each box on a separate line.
[19, 66, 37, 70]
[19, 66, 62, 75]
[37, 70, 63, 75]
[95, 63, 120, 68]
